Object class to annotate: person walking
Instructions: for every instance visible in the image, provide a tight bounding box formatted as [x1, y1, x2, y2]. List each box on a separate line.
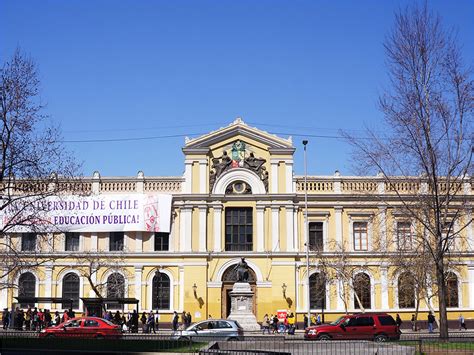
[396, 314, 402, 328]
[316, 314, 321, 325]
[428, 312, 435, 333]
[141, 312, 148, 333]
[459, 314, 467, 330]
[261, 314, 270, 334]
[303, 314, 308, 328]
[172, 311, 179, 331]
[3, 308, 10, 330]
[410, 314, 417, 331]
[147, 312, 156, 334]
[288, 313, 296, 335]
[54, 311, 60, 326]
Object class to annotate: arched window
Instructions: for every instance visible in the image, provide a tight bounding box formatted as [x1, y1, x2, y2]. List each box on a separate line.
[398, 272, 415, 308]
[446, 272, 459, 308]
[18, 272, 36, 308]
[62, 273, 80, 309]
[309, 273, 326, 309]
[107, 273, 125, 310]
[353, 273, 371, 309]
[152, 272, 170, 310]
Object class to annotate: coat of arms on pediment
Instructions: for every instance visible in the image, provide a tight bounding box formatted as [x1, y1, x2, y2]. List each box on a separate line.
[209, 140, 268, 192]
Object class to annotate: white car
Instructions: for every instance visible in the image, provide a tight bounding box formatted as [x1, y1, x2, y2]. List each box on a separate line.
[171, 319, 243, 341]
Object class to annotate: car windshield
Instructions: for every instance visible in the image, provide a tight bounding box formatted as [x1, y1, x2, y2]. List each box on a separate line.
[329, 316, 345, 326]
[101, 318, 115, 326]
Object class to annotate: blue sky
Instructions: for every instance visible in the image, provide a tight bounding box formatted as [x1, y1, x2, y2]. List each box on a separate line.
[2, 0, 473, 177]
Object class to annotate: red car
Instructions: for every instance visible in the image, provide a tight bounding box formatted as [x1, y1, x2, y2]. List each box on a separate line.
[304, 313, 400, 342]
[39, 317, 122, 339]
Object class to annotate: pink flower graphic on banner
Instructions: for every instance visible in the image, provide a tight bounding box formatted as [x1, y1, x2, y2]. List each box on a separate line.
[144, 195, 160, 232]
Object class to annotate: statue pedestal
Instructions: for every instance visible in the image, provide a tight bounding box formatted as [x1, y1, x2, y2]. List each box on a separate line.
[227, 282, 260, 331]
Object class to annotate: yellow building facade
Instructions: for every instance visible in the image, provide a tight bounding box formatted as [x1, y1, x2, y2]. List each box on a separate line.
[3, 119, 474, 324]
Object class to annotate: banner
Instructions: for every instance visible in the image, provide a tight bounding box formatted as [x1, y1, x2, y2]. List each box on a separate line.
[1, 194, 172, 233]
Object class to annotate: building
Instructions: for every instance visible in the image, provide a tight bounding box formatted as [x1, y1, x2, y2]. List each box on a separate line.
[2, 119, 473, 324]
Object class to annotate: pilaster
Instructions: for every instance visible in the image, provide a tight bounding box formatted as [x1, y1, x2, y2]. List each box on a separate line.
[134, 266, 143, 308]
[286, 206, 295, 251]
[256, 205, 265, 252]
[271, 206, 280, 252]
[270, 160, 279, 193]
[179, 207, 192, 252]
[335, 206, 343, 246]
[213, 204, 223, 252]
[380, 266, 389, 310]
[198, 205, 207, 252]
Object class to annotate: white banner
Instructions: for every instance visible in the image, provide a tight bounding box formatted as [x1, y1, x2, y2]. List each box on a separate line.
[1, 194, 172, 233]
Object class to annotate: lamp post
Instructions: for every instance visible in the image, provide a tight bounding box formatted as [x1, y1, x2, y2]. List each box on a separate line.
[303, 140, 310, 328]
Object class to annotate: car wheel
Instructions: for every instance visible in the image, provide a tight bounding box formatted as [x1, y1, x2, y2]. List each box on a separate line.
[374, 334, 388, 342]
[95, 334, 104, 340]
[178, 336, 190, 342]
[318, 334, 331, 341]
[46, 334, 55, 339]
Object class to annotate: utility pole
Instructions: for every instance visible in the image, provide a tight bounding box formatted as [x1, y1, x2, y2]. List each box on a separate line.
[303, 140, 310, 327]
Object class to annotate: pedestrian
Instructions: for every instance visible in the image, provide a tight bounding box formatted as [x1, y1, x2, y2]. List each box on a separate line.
[24, 308, 31, 330]
[283, 315, 289, 333]
[303, 314, 309, 328]
[396, 314, 402, 328]
[316, 313, 321, 325]
[186, 312, 192, 328]
[44, 309, 52, 328]
[288, 313, 296, 335]
[114, 311, 121, 325]
[154, 311, 160, 332]
[172, 311, 179, 331]
[141, 312, 148, 333]
[272, 314, 279, 333]
[262, 314, 270, 334]
[311, 314, 317, 326]
[54, 311, 60, 326]
[147, 312, 156, 333]
[62, 309, 69, 324]
[411, 314, 417, 331]
[131, 310, 139, 333]
[2, 308, 10, 330]
[427, 312, 435, 333]
[459, 314, 467, 330]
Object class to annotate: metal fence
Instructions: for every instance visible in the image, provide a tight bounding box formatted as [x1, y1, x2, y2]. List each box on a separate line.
[0, 332, 473, 354]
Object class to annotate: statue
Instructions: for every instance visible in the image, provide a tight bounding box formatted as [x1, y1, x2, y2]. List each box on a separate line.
[233, 257, 249, 282]
[244, 153, 266, 176]
[212, 151, 232, 178]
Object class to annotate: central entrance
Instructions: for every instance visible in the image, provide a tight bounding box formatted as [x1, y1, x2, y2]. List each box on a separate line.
[221, 265, 257, 318]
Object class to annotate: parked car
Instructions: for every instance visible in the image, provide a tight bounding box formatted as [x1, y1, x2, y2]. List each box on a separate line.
[39, 317, 122, 339]
[171, 319, 243, 341]
[304, 313, 400, 342]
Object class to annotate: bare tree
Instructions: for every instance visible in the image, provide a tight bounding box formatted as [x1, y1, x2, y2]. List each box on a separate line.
[0, 49, 80, 291]
[345, 3, 473, 338]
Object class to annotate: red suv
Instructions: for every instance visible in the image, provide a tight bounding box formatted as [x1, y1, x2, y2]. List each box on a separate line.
[304, 313, 400, 342]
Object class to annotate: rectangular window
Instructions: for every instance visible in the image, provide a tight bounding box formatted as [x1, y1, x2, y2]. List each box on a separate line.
[225, 207, 253, 252]
[109, 232, 124, 251]
[397, 222, 412, 250]
[21, 233, 37, 251]
[353, 222, 368, 251]
[154, 232, 169, 251]
[65, 232, 80, 251]
[309, 222, 324, 251]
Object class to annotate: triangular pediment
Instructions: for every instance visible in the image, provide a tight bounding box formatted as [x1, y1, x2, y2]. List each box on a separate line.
[183, 118, 294, 151]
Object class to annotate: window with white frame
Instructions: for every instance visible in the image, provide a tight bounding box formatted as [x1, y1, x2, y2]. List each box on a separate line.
[353, 222, 368, 251]
[309, 222, 324, 251]
[397, 222, 412, 250]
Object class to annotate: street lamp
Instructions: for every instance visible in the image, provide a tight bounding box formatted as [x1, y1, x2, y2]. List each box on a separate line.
[303, 140, 310, 328]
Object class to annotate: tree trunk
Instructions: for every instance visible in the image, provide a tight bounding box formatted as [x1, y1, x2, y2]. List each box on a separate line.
[436, 265, 449, 338]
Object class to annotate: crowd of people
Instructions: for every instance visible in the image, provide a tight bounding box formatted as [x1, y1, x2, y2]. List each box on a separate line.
[2, 307, 76, 331]
[171, 310, 192, 331]
[261, 312, 297, 334]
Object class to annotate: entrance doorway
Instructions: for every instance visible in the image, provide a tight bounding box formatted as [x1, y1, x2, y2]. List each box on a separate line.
[221, 265, 257, 319]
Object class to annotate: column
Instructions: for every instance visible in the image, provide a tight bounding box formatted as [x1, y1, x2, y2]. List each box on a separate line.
[256, 205, 265, 252]
[270, 160, 279, 193]
[335, 206, 343, 246]
[213, 205, 222, 252]
[90, 233, 98, 252]
[43, 265, 53, 309]
[89, 264, 97, 297]
[134, 266, 143, 309]
[293, 208, 299, 251]
[183, 160, 193, 193]
[468, 265, 474, 309]
[198, 205, 207, 252]
[285, 161, 294, 193]
[271, 206, 280, 252]
[179, 267, 185, 312]
[467, 209, 473, 250]
[0, 268, 8, 310]
[286, 206, 295, 251]
[336, 279, 345, 311]
[198, 160, 207, 193]
[169, 219, 175, 252]
[295, 266, 300, 311]
[135, 231, 143, 252]
[380, 266, 389, 310]
[378, 207, 387, 251]
[179, 207, 192, 252]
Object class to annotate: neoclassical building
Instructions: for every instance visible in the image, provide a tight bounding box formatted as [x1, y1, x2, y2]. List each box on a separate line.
[2, 119, 473, 324]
